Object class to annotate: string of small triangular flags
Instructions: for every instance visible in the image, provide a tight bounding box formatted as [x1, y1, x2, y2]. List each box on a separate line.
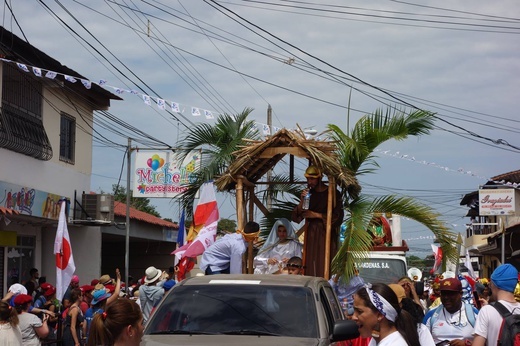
[3, 57, 286, 135]
[374, 148, 520, 189]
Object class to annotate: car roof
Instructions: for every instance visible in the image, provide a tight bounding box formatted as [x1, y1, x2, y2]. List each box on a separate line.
[177, 274, 328, 288]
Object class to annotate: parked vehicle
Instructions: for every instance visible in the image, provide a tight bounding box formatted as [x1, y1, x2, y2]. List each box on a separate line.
[142, 274, 359, 345]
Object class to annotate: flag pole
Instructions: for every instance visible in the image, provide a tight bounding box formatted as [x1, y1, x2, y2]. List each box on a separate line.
[125, 138, 132, 293]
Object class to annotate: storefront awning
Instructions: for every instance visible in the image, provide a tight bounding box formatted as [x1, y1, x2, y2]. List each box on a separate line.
[0, 207, 20, 215]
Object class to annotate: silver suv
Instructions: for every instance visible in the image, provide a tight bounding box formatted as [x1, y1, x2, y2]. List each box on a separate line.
[142, 274, 359, 345]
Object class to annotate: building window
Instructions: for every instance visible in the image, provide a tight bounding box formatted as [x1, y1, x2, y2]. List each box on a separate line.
[6, 236, 35, 289]
[60, 113, 75, 163]
[0, 63, 53, 160]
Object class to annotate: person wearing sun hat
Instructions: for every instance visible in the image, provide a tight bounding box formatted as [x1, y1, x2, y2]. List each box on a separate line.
[83, 288, 112, 343]
[390, 284, 435, 346]
[473, 263, 520, 346]
[93, 268, 122, 308]
[139, 266, 167, 325]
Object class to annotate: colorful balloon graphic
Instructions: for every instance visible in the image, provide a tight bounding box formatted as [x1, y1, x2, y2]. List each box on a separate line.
[147, 154, 165, 171]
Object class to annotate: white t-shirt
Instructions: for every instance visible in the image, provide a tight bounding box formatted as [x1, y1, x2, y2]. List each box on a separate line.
[418, 322, 436, 346]
[473, 300, 520, 346]
[424, 305, 476, 343]
[368, 330, 409, 346]
[0, 323, 23, 346]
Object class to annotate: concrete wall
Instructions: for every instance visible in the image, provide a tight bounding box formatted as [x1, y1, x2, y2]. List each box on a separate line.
[41, 224, 102, 288]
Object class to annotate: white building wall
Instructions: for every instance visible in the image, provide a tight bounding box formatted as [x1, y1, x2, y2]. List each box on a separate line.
[41, 224, 103, 288]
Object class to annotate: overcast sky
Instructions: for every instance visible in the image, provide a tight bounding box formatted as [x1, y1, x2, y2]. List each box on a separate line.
[6, 1, 519, 256]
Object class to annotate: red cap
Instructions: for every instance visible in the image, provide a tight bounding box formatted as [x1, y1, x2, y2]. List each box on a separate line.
[80, 285, 95, 293]
[14, 294, 33, 306]
[91, 279, 99, 286]
[105, 284, 115, 293]
[40, 283, 52, 291]
[440, 278, 462, 292]
[44, 286, 56, 298]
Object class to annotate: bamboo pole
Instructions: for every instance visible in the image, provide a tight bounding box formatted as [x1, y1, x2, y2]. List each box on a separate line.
[324, 176, 335, 279]
[236, 178, 244, 231]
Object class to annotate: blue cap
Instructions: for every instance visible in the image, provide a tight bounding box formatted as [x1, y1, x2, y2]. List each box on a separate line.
[491, 264, 519, 293]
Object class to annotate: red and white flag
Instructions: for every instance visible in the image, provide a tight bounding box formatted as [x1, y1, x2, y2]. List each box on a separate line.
[431, 244, 443, 274]
[172, 182, 219, 259]
[54, 201, 76, 301]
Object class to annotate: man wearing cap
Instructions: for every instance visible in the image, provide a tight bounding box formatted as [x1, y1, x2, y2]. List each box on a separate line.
[291, 165, 344, 277]
[473, 263, 520, 346]
[200, 221, 260, 275]
[423, 277, 478, 346]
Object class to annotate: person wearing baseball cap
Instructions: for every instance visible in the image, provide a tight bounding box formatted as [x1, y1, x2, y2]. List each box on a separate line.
[79, 285, 95, 314]
[423, 277, 478, 346]
[14, 294, 50, 343]
[473, 263, 520, 346]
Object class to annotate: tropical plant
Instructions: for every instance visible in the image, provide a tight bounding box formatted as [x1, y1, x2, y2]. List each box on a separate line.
[174, 108, 260, 214]
[328, 108, 457, 280]
[107, 184, 161, 217]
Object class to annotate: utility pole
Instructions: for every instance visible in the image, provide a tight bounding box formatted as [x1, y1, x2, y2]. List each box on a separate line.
[266, 105, 273, 211]
[125, 138, 132, 293]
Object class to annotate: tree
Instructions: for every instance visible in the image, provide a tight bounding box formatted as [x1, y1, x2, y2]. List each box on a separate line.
[218, 218, 237, 233]
[328, 108, 457, 280]
[174, 108, 260, 214]
[407, 255, 426, 269]
[110, 184, 161, 218]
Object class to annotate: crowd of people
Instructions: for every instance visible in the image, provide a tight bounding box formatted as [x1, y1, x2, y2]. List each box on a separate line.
[328, 263, 520, 346]
[0, 264, 179, 346]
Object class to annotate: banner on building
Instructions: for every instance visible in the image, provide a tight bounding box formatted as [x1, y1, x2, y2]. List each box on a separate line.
[479, 188, 519, 216]
[133, 150, 201, 198]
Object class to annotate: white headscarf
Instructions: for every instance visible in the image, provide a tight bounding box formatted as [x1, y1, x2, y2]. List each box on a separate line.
[365, 284, 398, 322]
[258, 218, 299, 255]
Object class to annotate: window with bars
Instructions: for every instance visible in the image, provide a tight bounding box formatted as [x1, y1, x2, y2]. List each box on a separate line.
[0, 63, 53, 160]
[60, 113, 75, 163]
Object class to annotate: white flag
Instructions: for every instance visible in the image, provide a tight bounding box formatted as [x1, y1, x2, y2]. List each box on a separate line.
[157, 98, 165, 110]
[32, 67, 42, 77]
[204, 110, 214, 119]
[80, 79, 91, 89]
[64, 75, 77, 83]
[98, 79, 107, 86]
[171, 102, 180, 113]
[45, 71, 57, 79]
[464, 251, 476, 279]
[262, 124, 271, 135]
[16, 63, 29, 72]
[143, 95, 151, 106]
[53, 201, 76, 301]
[191, 107, 201, 116]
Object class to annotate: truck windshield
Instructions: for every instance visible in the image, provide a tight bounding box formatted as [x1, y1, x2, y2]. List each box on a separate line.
[145, 284, 318, 338]
[356, 258, 406, 284]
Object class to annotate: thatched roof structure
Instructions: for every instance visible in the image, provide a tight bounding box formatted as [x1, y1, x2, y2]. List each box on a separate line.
[214, 128, 360, 195]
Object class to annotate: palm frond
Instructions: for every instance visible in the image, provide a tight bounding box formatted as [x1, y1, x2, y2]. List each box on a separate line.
[332, 194, 457, 280]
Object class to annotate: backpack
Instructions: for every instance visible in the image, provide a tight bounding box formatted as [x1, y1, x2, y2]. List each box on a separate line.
[492, 302, 520, 346]
[428, 303, 477, 332]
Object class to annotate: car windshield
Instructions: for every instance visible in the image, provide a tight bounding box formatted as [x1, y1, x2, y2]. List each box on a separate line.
[146, 284, 318, 338]
[356, 258, 407, 284]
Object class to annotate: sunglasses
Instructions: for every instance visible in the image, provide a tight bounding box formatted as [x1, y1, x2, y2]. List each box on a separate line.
[286, 264, 304, 269]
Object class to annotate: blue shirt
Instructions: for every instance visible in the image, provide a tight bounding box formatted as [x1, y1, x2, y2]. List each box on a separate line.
[200, 233, 247, 274]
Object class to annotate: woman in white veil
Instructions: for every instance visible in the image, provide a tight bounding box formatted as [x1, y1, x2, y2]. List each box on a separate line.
[254, 218, 303, 274]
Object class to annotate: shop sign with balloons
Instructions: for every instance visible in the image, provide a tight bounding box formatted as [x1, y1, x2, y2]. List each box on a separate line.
[133, 150, 201, 198]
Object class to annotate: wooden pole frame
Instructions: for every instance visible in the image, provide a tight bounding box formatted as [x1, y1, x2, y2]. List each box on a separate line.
[323, 176, 335, 279]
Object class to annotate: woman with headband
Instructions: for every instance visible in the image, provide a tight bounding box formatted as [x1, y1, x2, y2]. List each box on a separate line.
[352, 283, 420, 346]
